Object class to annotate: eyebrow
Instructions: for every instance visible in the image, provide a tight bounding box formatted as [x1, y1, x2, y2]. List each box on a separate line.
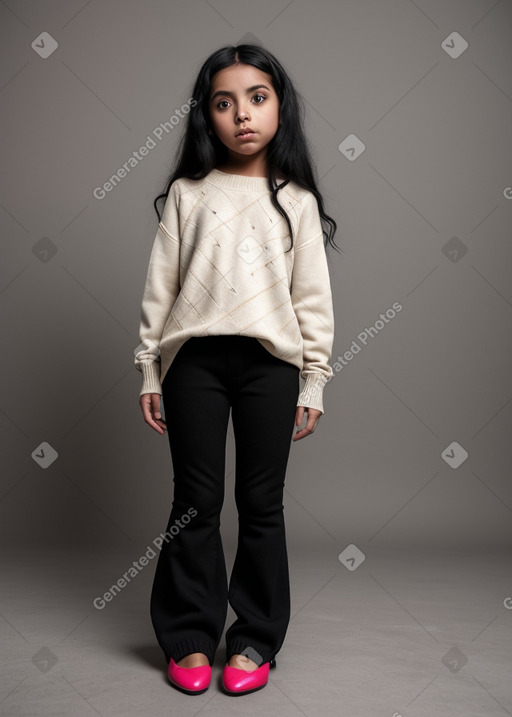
[210, 84, 272, 102]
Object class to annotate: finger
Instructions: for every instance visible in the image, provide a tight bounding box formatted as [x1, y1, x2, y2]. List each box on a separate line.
[151, 394, 162, 420]
[140, 395, 152, 421]
[296, 405, 304, 426]
[307, 408, 321, 428]
[140, 394, 166, 434]
[148, 416, 166, 434]
[152, 395, 167, 432]
[293, 407, 322, 440]
[293, 426, 309, 441]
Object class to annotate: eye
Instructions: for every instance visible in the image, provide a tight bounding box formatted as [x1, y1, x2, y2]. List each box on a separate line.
[215, 93, 268, 110]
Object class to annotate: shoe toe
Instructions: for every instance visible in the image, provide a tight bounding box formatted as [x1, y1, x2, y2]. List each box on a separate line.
[168, 658, 211, 694]
[222, 661, 270, 694]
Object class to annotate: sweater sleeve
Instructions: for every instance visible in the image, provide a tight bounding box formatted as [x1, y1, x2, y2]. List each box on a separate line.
[291, 193, 335, 414]
[134, 183, 181, 396]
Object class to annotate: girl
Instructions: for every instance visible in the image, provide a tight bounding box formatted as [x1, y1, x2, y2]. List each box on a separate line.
[134, 43, 340, 696]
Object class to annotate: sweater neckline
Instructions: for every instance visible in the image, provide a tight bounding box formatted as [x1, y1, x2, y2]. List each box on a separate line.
[207, 168, 275, 191]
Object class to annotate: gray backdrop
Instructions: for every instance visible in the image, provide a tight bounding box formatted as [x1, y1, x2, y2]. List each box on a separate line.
[2, 0, 512, 555]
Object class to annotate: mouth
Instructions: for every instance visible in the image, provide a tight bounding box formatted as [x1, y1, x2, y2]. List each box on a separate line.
[236, 128, 256, 137]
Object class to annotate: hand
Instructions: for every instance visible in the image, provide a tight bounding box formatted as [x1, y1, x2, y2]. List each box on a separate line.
[140, 392, 167, 435]
[293, 405, 322, 441]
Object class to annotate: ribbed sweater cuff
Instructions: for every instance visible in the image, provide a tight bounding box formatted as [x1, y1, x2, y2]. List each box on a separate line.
[297, 373, 328, 414]
[139, 362, 162, 396]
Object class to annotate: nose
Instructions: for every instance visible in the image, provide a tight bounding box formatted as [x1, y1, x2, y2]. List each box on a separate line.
[236, 106, 249, 122]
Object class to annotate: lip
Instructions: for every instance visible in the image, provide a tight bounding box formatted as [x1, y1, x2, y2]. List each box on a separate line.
[236, 128, 256, 137]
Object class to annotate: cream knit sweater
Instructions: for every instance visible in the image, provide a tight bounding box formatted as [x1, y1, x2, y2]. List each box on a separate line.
[134, 168, 335, 413]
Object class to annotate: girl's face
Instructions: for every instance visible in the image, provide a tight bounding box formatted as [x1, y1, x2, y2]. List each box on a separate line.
[208, 63, 280, 166]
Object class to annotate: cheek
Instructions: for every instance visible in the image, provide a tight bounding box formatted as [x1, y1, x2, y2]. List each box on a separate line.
[213, 117, 231, 136]
[265, 104, 280, 125]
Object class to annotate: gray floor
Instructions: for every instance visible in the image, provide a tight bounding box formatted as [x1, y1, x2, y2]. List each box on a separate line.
[1, 544, 511, 716]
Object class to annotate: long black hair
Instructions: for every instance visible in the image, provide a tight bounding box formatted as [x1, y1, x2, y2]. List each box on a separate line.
[153, 43, 342, 254]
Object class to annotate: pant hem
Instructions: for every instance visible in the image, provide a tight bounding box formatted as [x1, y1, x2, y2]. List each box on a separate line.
[162, 638, 216, 666]
[225, 637, 278, 665]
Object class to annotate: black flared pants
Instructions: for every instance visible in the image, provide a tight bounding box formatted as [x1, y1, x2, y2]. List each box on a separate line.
[150, 335, 300, 667]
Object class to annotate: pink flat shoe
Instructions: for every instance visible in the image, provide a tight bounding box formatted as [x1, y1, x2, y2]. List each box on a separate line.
[222, 657, 276, 695]
[167, 657, 211, 695]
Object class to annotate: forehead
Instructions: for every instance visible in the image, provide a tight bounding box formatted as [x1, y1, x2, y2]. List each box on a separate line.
[210, 63, 273, 92]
